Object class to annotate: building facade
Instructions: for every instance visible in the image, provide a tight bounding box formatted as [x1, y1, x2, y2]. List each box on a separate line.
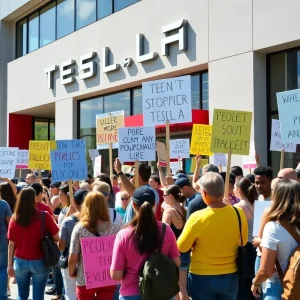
[2, 0, 300, 174]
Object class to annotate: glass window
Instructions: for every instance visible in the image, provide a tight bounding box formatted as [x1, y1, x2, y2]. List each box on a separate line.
[50, 120, 55, 140]
[132, 88, 142, 115]
[104, 91, 131, 116]
[114, 0, 137, 12]
[202, 72, 209, 110]
[191, 75, 200, 109]
[34, 119, 49, 140]
[16, 19, 27, 58]
[28, 13, 39, 53]
[79, 97, 103, 136]
[57, 0, 75, 39]
[97, 0, 112, 19]
[40, 3, 56, 47]
[76, 0, 96, 30]
[80, 135, 96, 175]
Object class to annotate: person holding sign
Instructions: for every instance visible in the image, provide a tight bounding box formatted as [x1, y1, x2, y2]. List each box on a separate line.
[110, 186, 180, 300]
[69, 191, 122, 300]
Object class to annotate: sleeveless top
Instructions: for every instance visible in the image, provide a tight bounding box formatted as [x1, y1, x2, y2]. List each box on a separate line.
[170, 207, 185, 240]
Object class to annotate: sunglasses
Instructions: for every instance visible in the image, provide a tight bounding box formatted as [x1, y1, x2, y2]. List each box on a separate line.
[121, 197, 129, 201]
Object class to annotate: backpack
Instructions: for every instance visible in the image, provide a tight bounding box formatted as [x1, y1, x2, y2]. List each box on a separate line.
[275, 220, 300, 300]
[139, 223, 180, 300]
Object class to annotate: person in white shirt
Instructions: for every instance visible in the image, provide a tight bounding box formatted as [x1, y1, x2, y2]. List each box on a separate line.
[252, 179, 300, 299]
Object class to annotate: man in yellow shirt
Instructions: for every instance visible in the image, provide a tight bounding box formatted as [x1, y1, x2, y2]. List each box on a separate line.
[177, 172, 248, 300]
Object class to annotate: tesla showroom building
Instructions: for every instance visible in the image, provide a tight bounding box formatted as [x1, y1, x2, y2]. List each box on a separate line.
[1, 0, 300, 174]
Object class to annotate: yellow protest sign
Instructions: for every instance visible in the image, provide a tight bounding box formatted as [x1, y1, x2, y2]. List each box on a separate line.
[210, 109, 252, 155]
[190, 157, 209, 173]
[190, 124, 213, 156]
[96, 112, 124, 145]
[28, 141, 51, 170]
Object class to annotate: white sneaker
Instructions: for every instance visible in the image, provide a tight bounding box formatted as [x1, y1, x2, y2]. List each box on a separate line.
[7, 289, 11, 297]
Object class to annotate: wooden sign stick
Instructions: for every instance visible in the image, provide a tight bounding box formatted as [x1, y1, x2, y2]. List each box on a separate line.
[166, 120, 171, 177]
[109, 143, 113, 180]
[38, 169, 42, 181]
[224, 149, 232, 202]
[19, 169, 22, 180]
[219, 164, 222, 173]
[280, 149, 285, 170]
[68, 180, 74, 203]
[249, 168, 252, 174]
[135, 160, 139, 188]
[178, 155, 181, 170]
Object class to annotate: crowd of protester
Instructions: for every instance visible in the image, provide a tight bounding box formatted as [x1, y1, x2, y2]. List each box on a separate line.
[1, 154, 300, 299]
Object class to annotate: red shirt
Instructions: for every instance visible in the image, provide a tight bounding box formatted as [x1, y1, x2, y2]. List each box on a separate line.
[36, 202, 53, 216]
[7, 209, 59, 260]
[155, 188, 164, 221]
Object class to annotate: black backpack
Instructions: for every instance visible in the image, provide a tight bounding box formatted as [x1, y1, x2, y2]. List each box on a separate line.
[139, 223, 180, 300]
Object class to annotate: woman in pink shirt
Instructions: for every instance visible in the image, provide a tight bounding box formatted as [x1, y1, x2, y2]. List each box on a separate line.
[110, 186, 180, 300]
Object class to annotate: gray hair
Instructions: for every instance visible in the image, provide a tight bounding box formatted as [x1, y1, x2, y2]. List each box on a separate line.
[202, 164, 219, 174]
[199, 172, 224, 197]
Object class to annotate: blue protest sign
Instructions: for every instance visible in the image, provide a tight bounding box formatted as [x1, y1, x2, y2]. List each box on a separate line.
[277, 88, 300, 143]
[50, 140, 87, 182]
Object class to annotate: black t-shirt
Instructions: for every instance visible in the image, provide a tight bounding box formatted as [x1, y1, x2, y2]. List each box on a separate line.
[187, 194, 207, 219]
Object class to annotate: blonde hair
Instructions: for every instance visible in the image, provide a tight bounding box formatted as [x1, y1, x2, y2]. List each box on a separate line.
[91, 181, 111, 195]
[80, 191, 110, 234]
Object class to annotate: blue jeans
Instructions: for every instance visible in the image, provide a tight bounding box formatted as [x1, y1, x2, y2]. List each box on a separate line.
[0, 239, 8, 300]
[119, 296, 141, 300]
[188, 272, 238, 300]
[262, 278, 283, 300]
[14, 257, 49, 300]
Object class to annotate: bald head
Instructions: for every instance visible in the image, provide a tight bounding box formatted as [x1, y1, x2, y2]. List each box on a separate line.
[277, 168, 297, 180]
[271, 177, 279, 191]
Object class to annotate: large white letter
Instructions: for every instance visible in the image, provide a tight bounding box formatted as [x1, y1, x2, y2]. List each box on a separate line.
[103, 47, 120, 73]
[44, 65, 58, 89]
[61, 60, 75, 85]
[136, 34, 158, 63]
[161, 19, 188, 56]
[80, 52, 97, 80]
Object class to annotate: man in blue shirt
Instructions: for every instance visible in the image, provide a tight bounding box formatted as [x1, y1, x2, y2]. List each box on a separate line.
[114, 159, 159, 224]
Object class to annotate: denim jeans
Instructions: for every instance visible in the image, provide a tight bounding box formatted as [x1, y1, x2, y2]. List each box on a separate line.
[14, 257, 49, 300]
[113, 284, 120, 300]
[255, 256, 264, 298]
[119, 296, 141, 300]
[0, 239, 8, 300]
[262, 277, 283, 300]
[188, 272, 238, 300]
[54, 265, 64, 295]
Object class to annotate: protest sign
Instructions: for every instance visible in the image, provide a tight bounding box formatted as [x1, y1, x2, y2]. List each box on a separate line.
[243, 140, 256, 169]
[50, 140, 87, 182]
[270, 119, 296, 153]
[16, 150, 29, 169]
[118, 126, 156, 162]
[156, 141, 167, 165]
[277, 89, 300, 143]
[0, 147, 18, 178]
[210, 109, 252, 155]
[93, 155, 102, 178]
[190, 157, 208, 173]
[170, 161, 180, 174]
[253, 201, 272, 236]
[170, 139, 190, 159]
[142, 76, 192, 126]
[96, 111, 124, 147]
[88, 149, 99, 161]
[190, 124, 213, 156]
[80, 235, 117, 289]
[28, 141, 51, 170]
[213, 153, 227, 168]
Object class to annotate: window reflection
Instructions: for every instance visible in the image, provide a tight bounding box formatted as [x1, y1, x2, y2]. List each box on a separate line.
[97, 0, 112, 19]
[114, 0, 138, 12]
[104, 91, 131, 116]
[76, 0, 96, 30]
[57, 0, 75, 39]
[17, 20, 27, 58]
[191, 75, 200, 109]
[40, 3, 56, 47]
[80, 97, 103, 136]
[28, 13, 39, 53]
[133, 88, 142, 115]
[202, 72, 209, 110]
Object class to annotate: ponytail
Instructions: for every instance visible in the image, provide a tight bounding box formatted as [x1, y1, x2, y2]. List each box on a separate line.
[129, 201, 159, 255]
[236, 178, 258, 204]
[247, 184, 258, 204]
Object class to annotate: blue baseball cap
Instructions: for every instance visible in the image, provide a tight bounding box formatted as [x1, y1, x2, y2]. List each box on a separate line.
[132, 186, 156, 206]
[175, 177, 191, 189]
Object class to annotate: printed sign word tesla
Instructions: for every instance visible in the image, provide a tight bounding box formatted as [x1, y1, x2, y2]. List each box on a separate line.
[44, 20, 188, 89]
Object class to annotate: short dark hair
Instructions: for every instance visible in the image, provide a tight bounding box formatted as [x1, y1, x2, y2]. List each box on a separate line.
[245, 174, 255, 184]
[231, 166, 244, 177]
[150, 175, 160, 185]
[113, 175, 118, 180]
[30, 183, 43, 196]
[253, 166, 273, 181]
[175, 169, 186, 175]
[139, 164, 151, 182]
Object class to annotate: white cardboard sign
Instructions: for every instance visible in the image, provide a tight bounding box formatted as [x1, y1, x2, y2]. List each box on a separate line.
[213, 153, 227, 167]
[142, 76, 192, 126]
[253, 201, 272, 236]
[243, 140, 256, 169]
[270, 119, 296, 153]
[118, 126, 156, 162]
[0, 147, 19, 179]
[93, 155, 102, 178]
[170, 139, 190, 159]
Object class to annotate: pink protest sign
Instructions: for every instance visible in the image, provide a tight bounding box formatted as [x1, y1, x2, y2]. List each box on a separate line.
[16, 150, 29, 169]
[80, 234, 117, 289]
